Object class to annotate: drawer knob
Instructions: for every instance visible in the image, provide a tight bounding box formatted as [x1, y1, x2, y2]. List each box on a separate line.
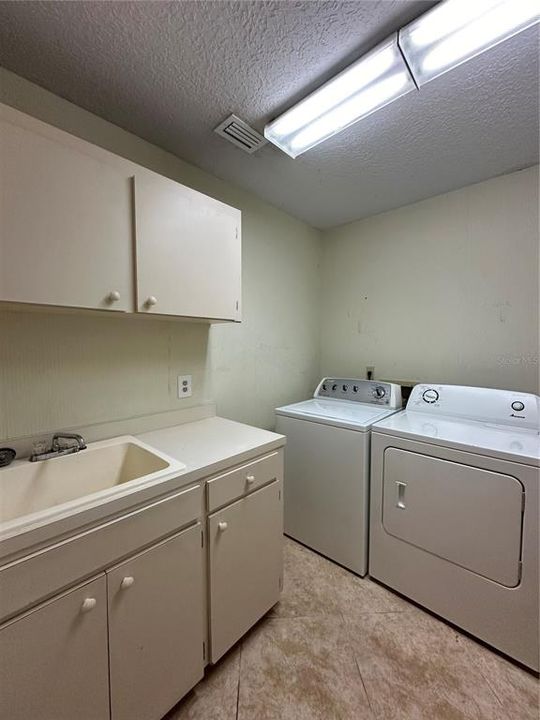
[121, 576, 135, 589]
[107, 290, 121, 302]
[81, 597, 97, 613]
[218, 521, 228, 532]
[145, 296, 158, 308]
[246, 474, 255, 484]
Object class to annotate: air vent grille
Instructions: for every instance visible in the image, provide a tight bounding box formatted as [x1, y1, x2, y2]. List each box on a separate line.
[214, 114, 267, 154]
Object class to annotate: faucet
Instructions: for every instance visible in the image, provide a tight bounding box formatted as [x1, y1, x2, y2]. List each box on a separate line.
[29, 432, 87, 462]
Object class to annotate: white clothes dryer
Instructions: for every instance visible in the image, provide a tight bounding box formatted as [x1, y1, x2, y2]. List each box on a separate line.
[370, 383, 540, 671]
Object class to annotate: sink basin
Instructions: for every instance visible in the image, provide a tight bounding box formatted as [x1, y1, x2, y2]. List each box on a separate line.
[0, 436, 185, 530]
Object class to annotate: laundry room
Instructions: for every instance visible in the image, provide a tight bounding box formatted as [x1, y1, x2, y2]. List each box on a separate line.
[0, 2, 538, 719]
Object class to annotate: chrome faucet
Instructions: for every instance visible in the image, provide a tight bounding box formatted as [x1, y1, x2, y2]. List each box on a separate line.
[29, 432, 87, 462]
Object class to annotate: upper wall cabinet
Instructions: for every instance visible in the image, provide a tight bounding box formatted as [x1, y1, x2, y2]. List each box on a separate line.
[0, 115, 134, 312]
[135, 173, 241, 321]
[0, 104, 242, 322]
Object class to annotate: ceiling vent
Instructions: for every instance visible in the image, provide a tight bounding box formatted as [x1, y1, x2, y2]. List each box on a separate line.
[214, 114, 267, 154]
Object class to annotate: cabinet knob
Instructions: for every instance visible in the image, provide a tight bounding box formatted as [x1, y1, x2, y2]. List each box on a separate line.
[246, 474, 255, 484]
[107, 290, 121, 302]
[218, 521, 228, 532]
[81, 597, 97, 613]
[145, 296, 157, 308]
[121, 576, 135, 589]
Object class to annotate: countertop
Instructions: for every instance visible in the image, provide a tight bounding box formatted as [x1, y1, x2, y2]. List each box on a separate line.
[0, 416, 285, 563]
[137, 416, 285, 476]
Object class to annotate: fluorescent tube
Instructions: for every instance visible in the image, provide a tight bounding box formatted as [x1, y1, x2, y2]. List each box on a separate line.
[264, 35, 416, 158]
[399, 0, 540, 86]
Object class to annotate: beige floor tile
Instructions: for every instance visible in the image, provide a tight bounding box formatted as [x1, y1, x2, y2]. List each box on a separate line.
[237, 615, 374, 720]
[165, 647, 240, 720]
[347, 609, 509, 720]
[270, 538, 409, 619]
[269, 538, 347, 618]
[475, 644, 539, 720]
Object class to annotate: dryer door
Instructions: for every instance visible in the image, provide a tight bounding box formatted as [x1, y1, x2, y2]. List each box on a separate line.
[382, 448, 524, 587]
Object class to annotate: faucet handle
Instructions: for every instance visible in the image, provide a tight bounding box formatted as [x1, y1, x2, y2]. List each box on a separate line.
[32, 439, 50, 456]
[51, 432, 87, 451]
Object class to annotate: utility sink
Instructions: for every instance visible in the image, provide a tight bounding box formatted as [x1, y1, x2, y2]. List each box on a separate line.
[0, 436, 186, 534]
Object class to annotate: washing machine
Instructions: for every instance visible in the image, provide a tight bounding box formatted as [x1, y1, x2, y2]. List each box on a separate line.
[369, 383, 540, 671]
[275, 378, 402, 576]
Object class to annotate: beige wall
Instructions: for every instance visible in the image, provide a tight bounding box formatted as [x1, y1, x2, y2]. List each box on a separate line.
[320, 166, 539, 394]
[0, 69, 322, 441]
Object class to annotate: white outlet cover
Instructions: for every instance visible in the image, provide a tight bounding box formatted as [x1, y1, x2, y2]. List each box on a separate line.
[177, 374, 192, 399]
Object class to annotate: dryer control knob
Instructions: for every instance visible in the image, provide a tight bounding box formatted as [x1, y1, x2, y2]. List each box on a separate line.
[332, 384, 338, 391]
[353, 385, 359, 393]
[422, 388, 439, 403]
[511, 401, 525, 412]
[342, 384, 348, 392]
[373, 386, 386, 399]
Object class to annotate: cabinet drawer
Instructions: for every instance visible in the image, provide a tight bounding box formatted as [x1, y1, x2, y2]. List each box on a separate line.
[206, 451, 283, 512]
[0, 483, 202, 622]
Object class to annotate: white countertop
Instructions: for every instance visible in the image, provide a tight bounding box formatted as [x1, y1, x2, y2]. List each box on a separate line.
[137, 416, 285, 476]
[0, 416, 285, 563]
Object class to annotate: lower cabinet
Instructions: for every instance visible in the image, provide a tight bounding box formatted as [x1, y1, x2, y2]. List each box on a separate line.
[0, 525, 204, 720]
[208, 480, 283, 662]
[107, 525, 204, 720]
[0, 575, 109, 720]
[0, 451, 285, 718]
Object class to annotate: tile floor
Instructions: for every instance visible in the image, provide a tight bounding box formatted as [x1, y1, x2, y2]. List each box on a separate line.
[167, 538, 539, 720]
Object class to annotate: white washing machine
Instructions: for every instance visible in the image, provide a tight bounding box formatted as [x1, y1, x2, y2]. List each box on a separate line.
[275, 378, 402, 576]
[369, 383, 540, 671]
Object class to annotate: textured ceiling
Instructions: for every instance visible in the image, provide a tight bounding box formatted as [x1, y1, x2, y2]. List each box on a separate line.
[0, 1, 538, 229]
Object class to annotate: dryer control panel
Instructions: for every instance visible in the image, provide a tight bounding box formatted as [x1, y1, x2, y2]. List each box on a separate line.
[315, 378, 402, 408]
[408, 384, 540, 430]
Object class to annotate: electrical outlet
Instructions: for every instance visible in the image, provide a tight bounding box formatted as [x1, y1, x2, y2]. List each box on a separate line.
[177, 374, 192, 399]
[366, 366, 375, 380]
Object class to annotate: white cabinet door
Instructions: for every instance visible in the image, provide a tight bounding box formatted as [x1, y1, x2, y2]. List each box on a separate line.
[208, 480, 283, 662]
[107, 525, 204, 720]
[134, 172, 241, 320]
[0, 575, 109, 720]
[0, 116, 134, 311]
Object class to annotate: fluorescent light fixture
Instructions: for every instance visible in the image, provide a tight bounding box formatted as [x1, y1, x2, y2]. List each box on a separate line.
[264, 35, 416, 158]
[399, 0, 540, 86]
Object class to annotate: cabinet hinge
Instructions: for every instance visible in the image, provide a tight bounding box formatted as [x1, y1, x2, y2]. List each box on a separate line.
[235, 300, 239, 311]
[203, 641, 206, 661]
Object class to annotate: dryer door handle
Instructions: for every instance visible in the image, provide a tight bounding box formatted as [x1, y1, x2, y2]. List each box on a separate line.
[396, 481, 407, 509]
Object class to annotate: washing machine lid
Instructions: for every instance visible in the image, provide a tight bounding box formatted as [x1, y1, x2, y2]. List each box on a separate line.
[275, 398, 400, 431]
[373, 384, 540, 466]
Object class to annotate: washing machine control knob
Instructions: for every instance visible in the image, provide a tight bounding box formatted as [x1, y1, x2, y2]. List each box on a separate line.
[322, 384, 327, 391]
[511, 401, 525, 412]
[332, 384, 338, 391]
[342, 384, 348, 392]
[422, 388, 439, 404]
[353, 385, 359, 393]
[372, 386, 386, 399]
